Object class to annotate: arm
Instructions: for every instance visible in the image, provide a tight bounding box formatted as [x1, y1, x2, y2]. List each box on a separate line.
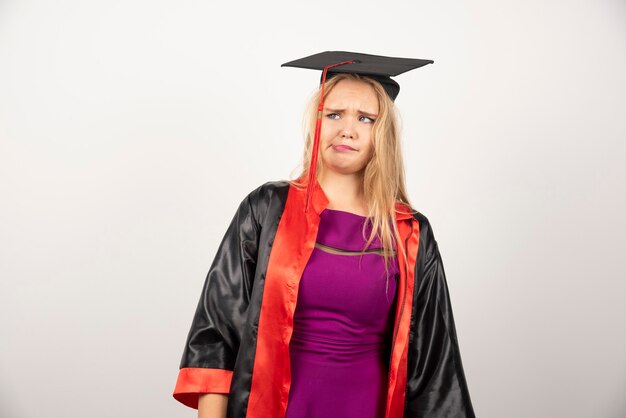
[198, 394, 228, 418]
[405, 218, 476, 417]
[173, 190, 261, 410]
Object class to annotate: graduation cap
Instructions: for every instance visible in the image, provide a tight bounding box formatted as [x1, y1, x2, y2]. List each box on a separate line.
[281, 51, 433, 101]
[281, 51, 434, 212]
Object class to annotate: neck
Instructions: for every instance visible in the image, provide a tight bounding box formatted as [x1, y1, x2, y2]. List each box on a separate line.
[318, 171, 366, 213]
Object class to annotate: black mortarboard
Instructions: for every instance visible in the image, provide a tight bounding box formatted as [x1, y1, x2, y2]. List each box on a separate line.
[281, 51, 434, 213]
[281, 51, 434, 101]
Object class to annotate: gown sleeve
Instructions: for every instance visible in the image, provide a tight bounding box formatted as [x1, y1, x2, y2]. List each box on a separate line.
[405, 219, 476, 417]
[173, 191, 260, 409]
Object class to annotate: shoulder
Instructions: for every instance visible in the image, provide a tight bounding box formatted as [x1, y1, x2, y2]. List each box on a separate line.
[410, 210, 440, 261]
[242, 180, 292, 226]
[411, 210, 431, 233]
[244, 180, 291, 210]
[246, 180, 291, 202]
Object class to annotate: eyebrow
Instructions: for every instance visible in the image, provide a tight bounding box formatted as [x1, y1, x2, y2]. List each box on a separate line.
[325, 107, 379, 118]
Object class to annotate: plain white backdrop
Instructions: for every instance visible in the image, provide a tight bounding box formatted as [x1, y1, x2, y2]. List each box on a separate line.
[1, 1, 625, 417]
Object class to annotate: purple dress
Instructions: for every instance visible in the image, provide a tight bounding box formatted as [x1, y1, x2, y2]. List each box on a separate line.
[284, 208, 399, 418]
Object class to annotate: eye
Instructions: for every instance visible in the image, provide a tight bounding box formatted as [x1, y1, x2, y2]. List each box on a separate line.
[359, 115, 376, 123]
[325, 113, 340, 120]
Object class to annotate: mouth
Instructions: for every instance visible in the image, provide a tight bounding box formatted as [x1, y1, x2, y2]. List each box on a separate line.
[332, 144, 356, 151]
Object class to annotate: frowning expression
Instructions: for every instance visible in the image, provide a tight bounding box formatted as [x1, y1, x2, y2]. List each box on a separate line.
[319, 78, 379, 176]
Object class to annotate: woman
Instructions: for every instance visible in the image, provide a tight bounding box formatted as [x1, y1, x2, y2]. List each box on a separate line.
[173, 52, 476, 418]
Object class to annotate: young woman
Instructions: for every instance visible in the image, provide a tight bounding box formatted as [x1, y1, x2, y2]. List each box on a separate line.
[173, 52, 476, 418]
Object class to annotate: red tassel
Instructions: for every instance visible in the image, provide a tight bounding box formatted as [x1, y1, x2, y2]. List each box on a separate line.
[305, 60, 356, 213]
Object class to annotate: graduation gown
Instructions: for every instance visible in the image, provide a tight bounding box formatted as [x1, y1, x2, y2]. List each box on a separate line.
[173, 179, 476, 418]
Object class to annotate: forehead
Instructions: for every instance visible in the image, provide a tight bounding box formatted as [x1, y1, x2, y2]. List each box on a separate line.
[324, 79, 379, 112]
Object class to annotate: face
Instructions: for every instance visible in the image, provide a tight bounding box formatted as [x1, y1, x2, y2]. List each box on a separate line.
[318, 78, 379, 177]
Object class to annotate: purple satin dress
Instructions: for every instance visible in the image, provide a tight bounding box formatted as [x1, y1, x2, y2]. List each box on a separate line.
[284, 208, 399, 418]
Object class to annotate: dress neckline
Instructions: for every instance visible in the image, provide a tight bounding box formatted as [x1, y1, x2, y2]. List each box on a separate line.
[322, 208, 368, 218]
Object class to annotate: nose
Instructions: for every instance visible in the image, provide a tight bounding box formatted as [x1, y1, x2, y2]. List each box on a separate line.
[340, 118, 355, 139]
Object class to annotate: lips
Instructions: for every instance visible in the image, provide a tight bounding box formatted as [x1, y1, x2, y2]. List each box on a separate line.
[332, 144, 356, 151]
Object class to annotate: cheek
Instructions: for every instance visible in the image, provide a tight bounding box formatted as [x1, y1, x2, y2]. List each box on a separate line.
[319, 123, 333, 143]
[360, 128, 374, 151]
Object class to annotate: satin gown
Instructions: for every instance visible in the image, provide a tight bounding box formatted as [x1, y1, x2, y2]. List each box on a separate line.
[284, 208, 399, 418]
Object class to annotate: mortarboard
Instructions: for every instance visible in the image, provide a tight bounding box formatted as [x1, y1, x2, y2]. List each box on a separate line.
[281, 51, 433, 101]
[281, 51, 434, 212]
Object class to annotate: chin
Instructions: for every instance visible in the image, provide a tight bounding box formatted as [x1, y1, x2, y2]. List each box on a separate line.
[321, 154, 368, 174]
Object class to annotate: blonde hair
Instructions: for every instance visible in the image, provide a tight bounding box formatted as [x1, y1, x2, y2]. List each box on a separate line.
[288, 73, 415, 295]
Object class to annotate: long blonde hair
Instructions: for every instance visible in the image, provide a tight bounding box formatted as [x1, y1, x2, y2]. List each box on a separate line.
[288, 73, 415, 294]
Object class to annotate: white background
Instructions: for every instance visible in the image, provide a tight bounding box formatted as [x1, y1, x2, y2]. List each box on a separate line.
[1, 1, 625, 417]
